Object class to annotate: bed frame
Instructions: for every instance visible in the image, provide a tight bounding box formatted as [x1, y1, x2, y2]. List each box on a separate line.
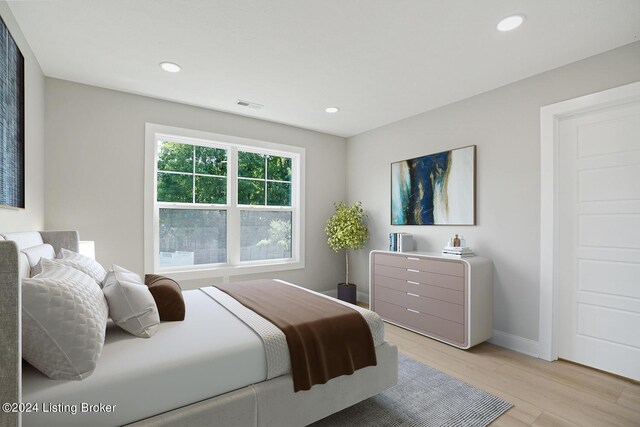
[0, 231, 398, 427]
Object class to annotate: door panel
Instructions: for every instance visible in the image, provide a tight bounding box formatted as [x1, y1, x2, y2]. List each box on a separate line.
[558, 101, 640, 381]
[579, 214, 640, 248]
[579, 259, 640, 298]
[577, 113, 640, 157]
[578, 304, 640, 348]
[579, 165, 640, 201]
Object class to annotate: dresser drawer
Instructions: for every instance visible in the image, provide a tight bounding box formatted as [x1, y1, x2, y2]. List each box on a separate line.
[376, 286, 464, 324]
[371, 251, 493, 349]
[375, 300, 465, 345]
[374, 264, 464, 291]
[374, 253, 464, 277]
[374, 275, 464, 305]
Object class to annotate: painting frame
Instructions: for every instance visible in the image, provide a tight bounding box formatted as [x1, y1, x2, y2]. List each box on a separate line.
[391, 145, 476, 226]
[0, 14, 25, 210]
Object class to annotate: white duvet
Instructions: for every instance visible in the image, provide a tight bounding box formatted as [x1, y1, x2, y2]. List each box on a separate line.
[22, 283, 385, 427]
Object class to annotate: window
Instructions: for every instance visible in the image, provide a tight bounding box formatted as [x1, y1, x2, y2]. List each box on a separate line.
[145, 124, 305, 278]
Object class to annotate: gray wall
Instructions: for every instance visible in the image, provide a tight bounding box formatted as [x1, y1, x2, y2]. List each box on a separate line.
[40, 37, 640, 344]
[44, 78, 347, 292]
[0, 2, 44, 231]
[346, 41, 640, 343]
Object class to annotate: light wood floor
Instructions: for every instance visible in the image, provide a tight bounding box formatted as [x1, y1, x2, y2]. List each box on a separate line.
[383, 322, 640, 427]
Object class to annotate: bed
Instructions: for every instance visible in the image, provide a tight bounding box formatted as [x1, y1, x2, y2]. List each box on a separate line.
[0, 231, 398, 427]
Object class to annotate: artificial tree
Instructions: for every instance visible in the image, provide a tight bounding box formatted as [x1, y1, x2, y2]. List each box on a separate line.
[325, 201, 369, 303]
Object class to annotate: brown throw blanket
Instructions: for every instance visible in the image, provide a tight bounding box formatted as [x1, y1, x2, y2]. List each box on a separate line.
[213, 280, 377, 392]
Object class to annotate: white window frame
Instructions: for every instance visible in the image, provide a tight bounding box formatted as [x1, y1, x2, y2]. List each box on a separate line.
[144, 123, 305, 280]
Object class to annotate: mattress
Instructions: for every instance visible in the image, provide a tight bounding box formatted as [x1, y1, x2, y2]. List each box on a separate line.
[22, 290, 268, 427]
[22, 285, 385, 427]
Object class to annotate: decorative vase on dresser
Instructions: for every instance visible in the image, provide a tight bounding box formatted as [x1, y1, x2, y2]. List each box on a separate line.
[369, 250, 493, 349]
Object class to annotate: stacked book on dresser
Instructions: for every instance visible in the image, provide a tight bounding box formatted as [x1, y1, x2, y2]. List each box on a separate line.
[442, 246, 475, 257]
[388, 232, 414, 252]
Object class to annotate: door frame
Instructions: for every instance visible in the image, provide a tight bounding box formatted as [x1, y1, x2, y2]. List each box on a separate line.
[539, 81, 640, 361]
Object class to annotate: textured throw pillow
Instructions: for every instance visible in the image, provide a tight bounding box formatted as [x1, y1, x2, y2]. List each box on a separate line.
[22, 259, 109, 380]
[56, 248, 107, 286]
[103, 265, 160, 338]
[144, 274, 186, 321]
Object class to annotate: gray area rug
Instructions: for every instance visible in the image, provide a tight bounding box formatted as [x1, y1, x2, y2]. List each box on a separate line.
[311, 354, 512, 427]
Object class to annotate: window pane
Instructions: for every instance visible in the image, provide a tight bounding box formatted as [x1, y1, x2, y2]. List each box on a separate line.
[195, 146, 227, 176]
[240, 211, 292, 261]
[267, 156, 291, 181]
[158, 141, 193, 173]
[159, 208, 227, 266]
[238, 151, 265, 178]
[195, 176, 226, 204]
[157, 172, 192, 202]
[267, 182, 291, 206]
[238, 179, 265, 205]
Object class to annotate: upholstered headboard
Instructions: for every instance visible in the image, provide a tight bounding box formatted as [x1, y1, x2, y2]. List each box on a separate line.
[0, 231, 79, 427]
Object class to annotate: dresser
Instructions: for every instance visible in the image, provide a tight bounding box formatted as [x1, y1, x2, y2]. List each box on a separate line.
[370, 250, 493, 349]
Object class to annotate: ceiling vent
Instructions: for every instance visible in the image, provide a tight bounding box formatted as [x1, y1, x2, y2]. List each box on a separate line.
[236, 99, 263, 109]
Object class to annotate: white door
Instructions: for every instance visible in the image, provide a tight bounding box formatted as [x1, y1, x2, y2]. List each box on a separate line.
[557, 99, 640, 380]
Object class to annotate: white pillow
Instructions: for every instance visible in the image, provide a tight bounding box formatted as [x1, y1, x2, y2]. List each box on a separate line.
[56, 248, 107, 286]
[21, 243, 55, 268]
[103, 265, 160, 338]
[22, 259, 109, 380]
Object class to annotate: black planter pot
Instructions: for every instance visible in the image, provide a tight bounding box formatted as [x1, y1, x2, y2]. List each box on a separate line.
[337, 283, 357, 304]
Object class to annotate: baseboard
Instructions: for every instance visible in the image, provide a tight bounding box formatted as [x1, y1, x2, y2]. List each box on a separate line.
[358, 292, 369, 304]
[319, 289, 369, 304]
[488, 330, 539, 358]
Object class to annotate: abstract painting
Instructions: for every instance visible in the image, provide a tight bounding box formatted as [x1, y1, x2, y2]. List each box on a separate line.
[0, 15, 25, 209]
[391, 145, 475, 225]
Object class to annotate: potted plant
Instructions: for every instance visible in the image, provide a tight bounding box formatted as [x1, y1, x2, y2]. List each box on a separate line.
[325, 201, 369, 304]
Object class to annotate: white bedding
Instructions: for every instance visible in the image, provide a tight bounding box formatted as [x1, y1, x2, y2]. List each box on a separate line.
[199, 281, 385, 381]
[22, 284, 385, 427]
[22, 290, 267, 427]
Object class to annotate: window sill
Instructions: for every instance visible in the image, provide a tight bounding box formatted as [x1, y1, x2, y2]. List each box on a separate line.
[155, 260, 305, 281]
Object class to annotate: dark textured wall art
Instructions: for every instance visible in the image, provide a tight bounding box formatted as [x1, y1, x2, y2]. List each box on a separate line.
[391, 145, 475, 225]
[0, 15, 25, 209]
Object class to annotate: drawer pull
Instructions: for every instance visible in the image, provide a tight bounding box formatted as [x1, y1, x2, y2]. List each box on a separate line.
[407, 257, 420, 261]
[407, 268, 419, 273]
[407, 280, 419, 285]
[407, 308, 420, 314]
[406, 292, 420, 297]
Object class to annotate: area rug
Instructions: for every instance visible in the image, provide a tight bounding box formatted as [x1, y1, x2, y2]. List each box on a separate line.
[311, 354, 512, 427]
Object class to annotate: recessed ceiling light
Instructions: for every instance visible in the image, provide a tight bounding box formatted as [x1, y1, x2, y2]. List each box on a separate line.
[160, 62, 181, 73]
[497, 14, 525, 32]
[325, 107, 339, 113]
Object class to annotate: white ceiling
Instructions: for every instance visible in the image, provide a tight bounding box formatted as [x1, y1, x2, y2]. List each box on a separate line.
[8, 0, 640, 137]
